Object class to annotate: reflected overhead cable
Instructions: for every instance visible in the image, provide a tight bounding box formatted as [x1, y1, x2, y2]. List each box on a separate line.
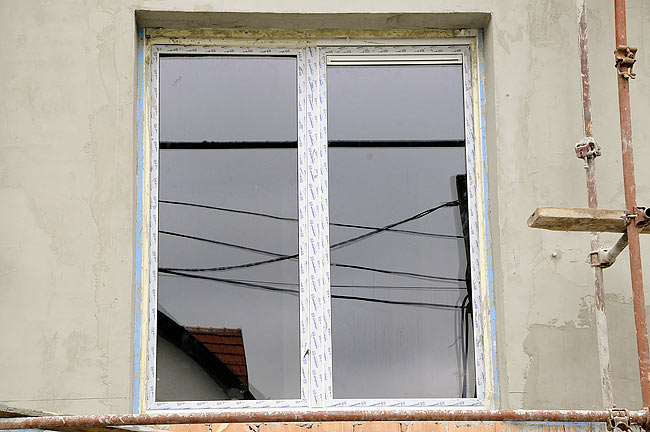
[159, 199, 462, 239]
[159, 269, 463, 310]
[332, 263, 465, 283]
[162, 276, 465, 291]
[160, 199, 295, 222]
[160, 231, 465, 283]
[159, 200, 459, 274]
[160, 230, 279, 257]
[330, 200, 459, 250]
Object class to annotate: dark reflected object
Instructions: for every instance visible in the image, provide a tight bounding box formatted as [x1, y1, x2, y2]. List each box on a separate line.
[455, 173, 476, 398]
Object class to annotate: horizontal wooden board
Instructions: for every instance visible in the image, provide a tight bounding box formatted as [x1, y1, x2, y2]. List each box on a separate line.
[528, 207, 649, 234]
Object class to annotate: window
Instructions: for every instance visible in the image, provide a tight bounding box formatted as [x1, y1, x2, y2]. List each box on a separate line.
[142, 38, 491, 410]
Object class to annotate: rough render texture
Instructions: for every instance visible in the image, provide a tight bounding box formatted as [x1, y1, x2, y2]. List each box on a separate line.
[0, 0, 649, 417]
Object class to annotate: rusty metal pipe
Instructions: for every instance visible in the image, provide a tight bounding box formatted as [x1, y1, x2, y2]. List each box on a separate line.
[0, 409, 649, 430]
[577, 0, 614, 407]
[613, 0, 650, 408]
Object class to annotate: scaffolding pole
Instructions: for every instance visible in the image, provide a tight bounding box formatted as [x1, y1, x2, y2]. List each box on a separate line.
[576, 0, 614, 409]
[0, 408, 648, 430]
[612, 0, 650, 408]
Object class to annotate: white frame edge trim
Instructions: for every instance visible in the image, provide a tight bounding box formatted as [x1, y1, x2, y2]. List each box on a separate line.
[142, 38, 491, 412]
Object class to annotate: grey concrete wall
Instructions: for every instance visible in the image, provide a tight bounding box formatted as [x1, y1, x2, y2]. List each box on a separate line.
[0, 0, 649, 416]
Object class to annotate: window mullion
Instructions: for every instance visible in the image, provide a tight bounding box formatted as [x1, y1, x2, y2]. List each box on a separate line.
[297, 49, 311, 406]
[305, 46, 329, 408]
[318, 48, 334, 404]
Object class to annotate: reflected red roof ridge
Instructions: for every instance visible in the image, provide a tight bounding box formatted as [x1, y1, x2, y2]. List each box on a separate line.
[184, 326, 249, 386]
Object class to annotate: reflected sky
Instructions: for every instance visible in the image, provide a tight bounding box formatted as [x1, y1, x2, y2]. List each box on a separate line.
[327, 65, 464, 142]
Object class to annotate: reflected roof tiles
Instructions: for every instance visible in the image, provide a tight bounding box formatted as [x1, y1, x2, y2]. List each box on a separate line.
[185, 327, 249, 386]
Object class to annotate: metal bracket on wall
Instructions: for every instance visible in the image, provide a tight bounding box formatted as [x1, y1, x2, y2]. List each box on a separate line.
[591, 233, 628, 269]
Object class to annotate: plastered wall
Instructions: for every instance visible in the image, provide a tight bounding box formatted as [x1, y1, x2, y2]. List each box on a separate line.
[1, 0, 649, 417]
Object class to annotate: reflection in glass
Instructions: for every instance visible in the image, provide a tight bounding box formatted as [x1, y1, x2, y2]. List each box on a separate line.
[327, 65, 464, 143]
[327, 64, 475, 399]
[156, 56, 300, 401]
[160, 56, 298, 144]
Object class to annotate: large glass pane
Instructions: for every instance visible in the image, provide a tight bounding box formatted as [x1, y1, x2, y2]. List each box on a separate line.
[160, 56, 297, 143]
[327, 65, 464, 143]
[156, 56, 300, 402]
[328, 63, 475, 399]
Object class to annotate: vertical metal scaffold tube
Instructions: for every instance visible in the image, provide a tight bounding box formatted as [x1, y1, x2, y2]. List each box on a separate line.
[613, 0, 650, 408]
[577, 0, 614, 408]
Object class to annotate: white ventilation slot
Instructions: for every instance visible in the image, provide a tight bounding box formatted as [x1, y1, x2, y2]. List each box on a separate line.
[326, 54, 462, 66]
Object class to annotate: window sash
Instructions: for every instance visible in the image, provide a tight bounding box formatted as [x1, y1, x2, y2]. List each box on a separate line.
[148, 46, 310, 410]
[146, 42, 485, 411]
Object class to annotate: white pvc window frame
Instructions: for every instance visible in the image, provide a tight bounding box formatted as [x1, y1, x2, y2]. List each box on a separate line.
[146, 41, 485, 411]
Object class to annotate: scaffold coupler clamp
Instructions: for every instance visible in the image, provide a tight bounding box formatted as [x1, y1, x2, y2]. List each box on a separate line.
[575, 137, 601, 168]
[588, 249, 613, 269]
[633, 207, 650, 228]
[608, 407, 631, 431]
[615, 45, 637, 79]
[623, 207, 650, 228]
[643, 406, 650, 432]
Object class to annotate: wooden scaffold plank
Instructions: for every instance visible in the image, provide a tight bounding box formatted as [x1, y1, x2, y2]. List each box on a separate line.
[528, 207, 650, 234]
